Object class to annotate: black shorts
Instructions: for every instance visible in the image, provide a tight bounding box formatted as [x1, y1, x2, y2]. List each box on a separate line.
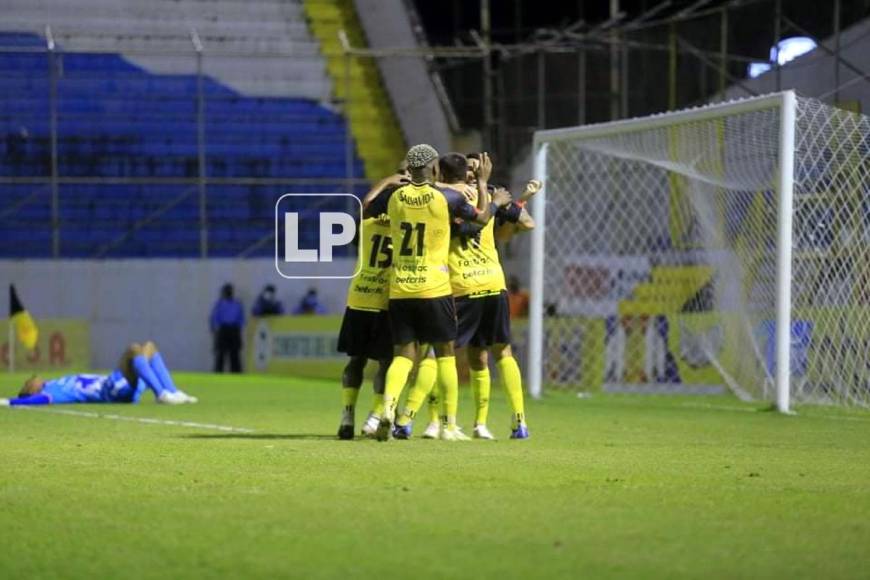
[337, 307, 393, 361]
[455, 291, 512, 348]
[389, 296, 457, 345]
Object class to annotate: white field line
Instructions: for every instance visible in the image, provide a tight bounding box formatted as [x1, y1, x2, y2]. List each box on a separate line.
[13, 406, 255, 433]
[680, 401, 870, 422]
[680, 402, 759, 413]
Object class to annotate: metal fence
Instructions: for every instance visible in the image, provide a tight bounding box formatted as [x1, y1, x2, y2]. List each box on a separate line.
[345, 0, 867, 182]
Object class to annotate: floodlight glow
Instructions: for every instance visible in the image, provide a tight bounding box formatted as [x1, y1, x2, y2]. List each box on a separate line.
[747, 37, 816, 79]
[770, 36, 817, 66]
[748, 63, 772, 78]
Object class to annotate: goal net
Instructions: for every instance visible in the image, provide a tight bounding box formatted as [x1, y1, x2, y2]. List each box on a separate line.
[528, 91, 870, 410]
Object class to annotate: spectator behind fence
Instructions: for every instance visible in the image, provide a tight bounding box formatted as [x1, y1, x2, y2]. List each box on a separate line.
[210, 283, 245, 373]
[252, 284, 285, 317]
[508, 276, 530, 319]
[292, 288, 327, 315]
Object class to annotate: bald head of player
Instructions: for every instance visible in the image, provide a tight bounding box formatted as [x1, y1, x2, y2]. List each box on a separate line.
[405, 144, 440, 184]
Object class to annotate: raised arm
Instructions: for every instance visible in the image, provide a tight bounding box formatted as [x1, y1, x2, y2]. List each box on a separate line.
[471, 153, 495, 224]
[363, 174, 407, 211]
[363, 184, 395, 219]
[494, 179, 542, 241]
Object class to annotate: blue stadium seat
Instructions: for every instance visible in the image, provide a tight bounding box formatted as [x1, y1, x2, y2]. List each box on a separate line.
[0, 31, 366, 257]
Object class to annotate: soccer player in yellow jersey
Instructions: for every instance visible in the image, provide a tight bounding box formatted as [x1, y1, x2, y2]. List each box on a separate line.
[396, 153, 540, 439]
[336, 214, 395, 440]
[335, 164, 410, 439]
[365, 144, 510, 441]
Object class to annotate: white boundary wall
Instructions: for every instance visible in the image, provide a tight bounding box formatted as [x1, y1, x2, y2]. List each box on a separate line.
[0, 259, 354, 371]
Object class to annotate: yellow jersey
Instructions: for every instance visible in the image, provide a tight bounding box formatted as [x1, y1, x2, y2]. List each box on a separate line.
[346, 217, 392, 311]
[448, 185, 506, 298]
[368, 181, 482, 300]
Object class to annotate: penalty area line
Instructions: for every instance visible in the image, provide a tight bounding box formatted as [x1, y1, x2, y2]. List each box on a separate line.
[13, 406, 255, 433]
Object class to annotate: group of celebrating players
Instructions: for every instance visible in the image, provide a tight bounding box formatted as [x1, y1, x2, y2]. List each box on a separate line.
[336, 144, 540, 441]
[1, 143, 537, 443]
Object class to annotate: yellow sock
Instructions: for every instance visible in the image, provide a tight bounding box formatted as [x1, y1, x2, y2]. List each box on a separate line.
[371, 393, 385, 417]
[397, 357, 437, 426]
[470, 368, 491, 426]
[341, 387, 359, 426]
[383, 356, 414, 418]
[341, 387, 360, 411]
[497, 356, 526, 427]
[436, 356, 459, 426]
[427, 383, 441, 425]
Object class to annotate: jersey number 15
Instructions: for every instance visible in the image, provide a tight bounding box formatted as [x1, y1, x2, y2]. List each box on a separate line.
[368, 234, 393, 268]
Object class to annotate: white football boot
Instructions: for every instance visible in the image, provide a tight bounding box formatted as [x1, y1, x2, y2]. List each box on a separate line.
[440, 425, 471, 441]
[361, 412, 381, 437]
[157, 390, 198, 405]
[421, 421, 441, 439]
[175, 390, 198, 404]
[472, 424, 496, 440]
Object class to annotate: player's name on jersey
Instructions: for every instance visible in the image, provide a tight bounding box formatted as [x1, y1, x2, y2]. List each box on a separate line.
[397, 191, 435, 206]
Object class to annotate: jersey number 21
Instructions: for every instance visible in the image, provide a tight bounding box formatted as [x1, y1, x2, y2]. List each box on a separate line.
[399, 222, 425, 257]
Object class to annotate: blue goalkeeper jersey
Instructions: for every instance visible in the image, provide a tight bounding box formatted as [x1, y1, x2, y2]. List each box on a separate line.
[41, 371, 144, 404]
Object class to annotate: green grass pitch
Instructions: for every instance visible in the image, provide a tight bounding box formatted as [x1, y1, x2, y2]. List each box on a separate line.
[2, 372, 870, 579]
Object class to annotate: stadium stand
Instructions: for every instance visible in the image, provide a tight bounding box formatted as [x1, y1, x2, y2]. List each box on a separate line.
[618, 266, 714, 316]
[303, 0, 406, 180]
[0, 0, 386, 258]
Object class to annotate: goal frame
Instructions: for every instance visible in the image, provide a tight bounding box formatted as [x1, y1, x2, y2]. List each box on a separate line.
[528, 90, 798, 413]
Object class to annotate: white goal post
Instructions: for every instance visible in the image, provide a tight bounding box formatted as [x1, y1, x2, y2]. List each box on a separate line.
[528, 90, 870, 412]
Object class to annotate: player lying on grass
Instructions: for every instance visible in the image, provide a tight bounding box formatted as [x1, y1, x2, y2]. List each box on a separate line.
[393, 153, 538, 440]
[365, 144, 511, 441]
[0, 341, 197, 406]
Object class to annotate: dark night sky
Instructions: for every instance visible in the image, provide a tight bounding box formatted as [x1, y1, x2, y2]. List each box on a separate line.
[411, 0, 870, 59]
[408, 0, 870, 165]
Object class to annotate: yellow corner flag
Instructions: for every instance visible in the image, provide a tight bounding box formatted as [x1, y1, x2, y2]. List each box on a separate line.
[10, 284, 38, 350]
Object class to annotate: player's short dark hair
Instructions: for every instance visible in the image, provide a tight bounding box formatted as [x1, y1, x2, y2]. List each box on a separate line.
[439, 153, 468, 183]
[466, 152, 481, 160]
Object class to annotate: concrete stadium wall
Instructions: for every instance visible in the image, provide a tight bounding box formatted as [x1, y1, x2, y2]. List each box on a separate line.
[1, 259, 354, 372]
[353, 0, 452, 152]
